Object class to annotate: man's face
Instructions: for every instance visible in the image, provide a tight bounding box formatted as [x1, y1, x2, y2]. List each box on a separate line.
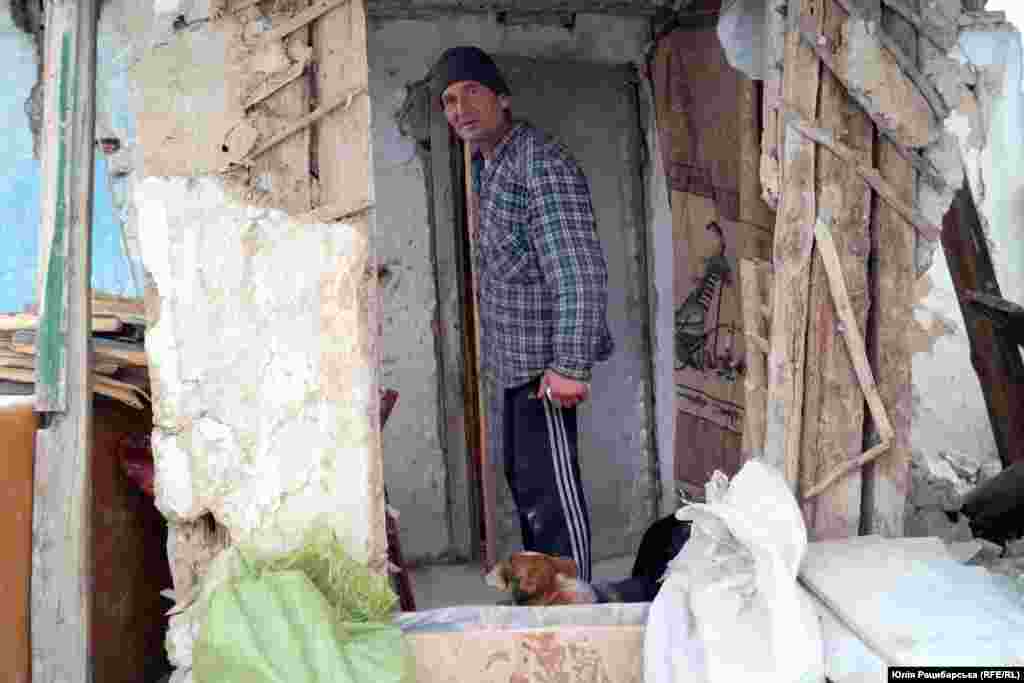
[441, 80, 510, 147]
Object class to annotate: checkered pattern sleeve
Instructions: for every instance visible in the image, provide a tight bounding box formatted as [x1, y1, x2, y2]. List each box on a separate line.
[526, 146, 610, 382]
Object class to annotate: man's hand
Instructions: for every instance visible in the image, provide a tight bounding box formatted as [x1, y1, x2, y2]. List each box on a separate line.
[536, 369, 590, 409]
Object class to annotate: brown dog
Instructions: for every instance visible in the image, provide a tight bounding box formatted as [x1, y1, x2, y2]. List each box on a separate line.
[485, 551, 597, 606]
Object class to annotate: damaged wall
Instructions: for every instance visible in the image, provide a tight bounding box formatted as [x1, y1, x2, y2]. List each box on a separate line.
[0, 2, 141, 316]
[88, 1, 387, 679]
[908, 17, 1024, 538]
[367, 11, 676, 563]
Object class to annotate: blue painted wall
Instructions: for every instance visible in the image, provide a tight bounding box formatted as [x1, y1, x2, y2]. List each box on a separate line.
[0, 7, 140, 314]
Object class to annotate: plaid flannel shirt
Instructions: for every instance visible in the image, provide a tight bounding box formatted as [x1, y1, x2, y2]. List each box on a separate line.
[473, 122, 614, 389]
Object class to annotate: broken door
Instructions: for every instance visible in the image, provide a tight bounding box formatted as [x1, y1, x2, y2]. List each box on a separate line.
[651, 23, 774, 495]
[468, 57, 658, 563]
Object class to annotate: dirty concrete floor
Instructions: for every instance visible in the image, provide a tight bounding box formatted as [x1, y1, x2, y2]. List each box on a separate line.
[408, 555, 636, 610]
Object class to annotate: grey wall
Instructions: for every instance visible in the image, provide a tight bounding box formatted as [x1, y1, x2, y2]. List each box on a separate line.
[366, 12, 675, 563]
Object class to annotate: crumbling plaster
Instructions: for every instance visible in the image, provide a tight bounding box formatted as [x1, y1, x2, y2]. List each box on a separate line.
[367, 10, 677, 563]
[908, 18, 1024, 539]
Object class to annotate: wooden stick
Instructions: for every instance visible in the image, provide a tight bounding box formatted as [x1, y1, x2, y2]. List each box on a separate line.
[242, 85, 367, 164]
[815, 216, 895, 443]
[804, 440, 892, 499]
[244, 58, 310, 109]
[299, 199, 374, 224]
[783, 114, 942, 241]
[257, 0, 352, 47]
[741, 259, 770, 462]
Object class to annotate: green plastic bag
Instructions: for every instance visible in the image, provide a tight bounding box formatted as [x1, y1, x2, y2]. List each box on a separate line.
[193, 570, 408, 683]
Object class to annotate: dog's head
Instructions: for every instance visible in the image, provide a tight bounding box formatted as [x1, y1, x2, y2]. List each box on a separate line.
[485, 551, 588, 606]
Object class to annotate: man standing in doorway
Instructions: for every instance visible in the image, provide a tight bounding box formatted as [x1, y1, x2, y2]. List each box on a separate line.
[433, 46, 614, 582]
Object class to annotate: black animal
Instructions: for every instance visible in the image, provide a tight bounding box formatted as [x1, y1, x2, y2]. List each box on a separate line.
[592, 513, 692, 603]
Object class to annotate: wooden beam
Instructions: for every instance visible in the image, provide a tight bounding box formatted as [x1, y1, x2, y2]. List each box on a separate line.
[32, 1, 98, 681]
[763, 0, 823, 490]
[941, 183, 1024, 468]
[862, 0, 918, 537]
[430, 89, 477, 560]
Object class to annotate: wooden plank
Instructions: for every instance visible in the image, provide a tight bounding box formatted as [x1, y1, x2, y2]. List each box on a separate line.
[763, 0, 823, 490]
[0, 368, 145, 410]
[739, 79, 774, 229]
[740, 259, 769, 461]
[0, 352, 119, 376]
[91, 292, 146, 325]
[429, 92, 476, 560]
[250, 0, 313, 215]
[799, 0, 875, 539]
[0, 313, 121, 333]
[942, 184, 1024, 467]
[14, 330, 146, 367]
[814, 216, 894, 438]
[862, 0, 918, 537]
[32, 1, 98, 679]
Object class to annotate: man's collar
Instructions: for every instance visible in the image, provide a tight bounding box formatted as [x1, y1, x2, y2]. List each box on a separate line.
[473, 120, 525, 165]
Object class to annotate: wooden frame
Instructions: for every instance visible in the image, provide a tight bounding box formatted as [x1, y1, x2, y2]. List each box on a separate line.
[32, 1, 99, 680]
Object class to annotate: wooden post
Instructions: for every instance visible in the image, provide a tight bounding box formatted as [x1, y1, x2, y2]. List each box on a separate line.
[862, 0, 918, 537]
[429, 96, 479, 560]
[799, 0, 876, 539]
[763, 0, 823, 490]
[32, 1, 98, 681]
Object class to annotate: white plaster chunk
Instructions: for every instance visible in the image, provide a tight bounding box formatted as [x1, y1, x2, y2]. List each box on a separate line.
[910, 449, 975, 510]
[136, 176, 376, 561]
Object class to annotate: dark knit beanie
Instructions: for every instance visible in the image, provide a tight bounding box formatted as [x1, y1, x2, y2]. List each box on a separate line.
[432, 46, 511, 99]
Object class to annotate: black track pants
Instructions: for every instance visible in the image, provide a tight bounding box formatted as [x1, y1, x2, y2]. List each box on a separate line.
[503, 378, 592, 582]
